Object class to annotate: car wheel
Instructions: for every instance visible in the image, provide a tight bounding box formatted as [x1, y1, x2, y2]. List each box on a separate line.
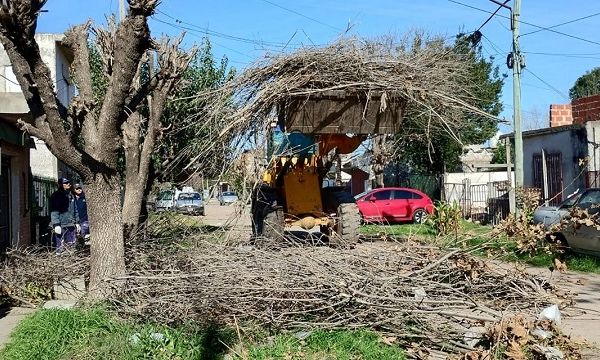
[413, 209, 427, 224]
[547, 233, 569, 254]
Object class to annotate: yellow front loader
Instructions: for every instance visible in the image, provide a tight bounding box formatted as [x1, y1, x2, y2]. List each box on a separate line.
[250, 91, 402, 244]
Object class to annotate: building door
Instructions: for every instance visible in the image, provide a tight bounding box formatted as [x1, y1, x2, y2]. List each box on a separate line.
[0, 156, 10, 253]
[533, 152, 563, 206]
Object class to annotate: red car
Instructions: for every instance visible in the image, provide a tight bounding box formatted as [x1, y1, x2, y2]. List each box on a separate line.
[356, 187, 434, 224]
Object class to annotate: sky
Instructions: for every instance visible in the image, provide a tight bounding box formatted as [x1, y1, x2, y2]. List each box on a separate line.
[36, 0, 600, 135]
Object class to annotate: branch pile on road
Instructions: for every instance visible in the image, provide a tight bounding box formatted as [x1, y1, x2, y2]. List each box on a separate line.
[0, 231, 582, 357]
[106, 235, 578, 357]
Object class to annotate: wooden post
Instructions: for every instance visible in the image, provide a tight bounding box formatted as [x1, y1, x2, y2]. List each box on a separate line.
[506, 137, 515, 213]
[542, 149, 549, 205]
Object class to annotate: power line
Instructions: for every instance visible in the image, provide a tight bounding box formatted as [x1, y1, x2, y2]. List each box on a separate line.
[151, 17, 256, 62]
[259, 0, 343, 33]
[155, 9, 303, 49]
[523, 51, 600, 60]
[448, 0, 600, 47]
[476, 0, 510, 32]
[481, 33, 507, 55]
[521, 11, 600, 37]
[523, 68, 569, 100]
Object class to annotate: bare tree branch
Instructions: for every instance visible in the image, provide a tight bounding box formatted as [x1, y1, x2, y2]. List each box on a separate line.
[96, 2, 156, 166]
[63, 22, 101, 155]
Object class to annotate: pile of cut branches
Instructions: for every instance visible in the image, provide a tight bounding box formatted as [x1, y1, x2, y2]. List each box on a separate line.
[0, 248, 89, 306]
[178, 33, 498, 174]
[108, 236, 571, 355]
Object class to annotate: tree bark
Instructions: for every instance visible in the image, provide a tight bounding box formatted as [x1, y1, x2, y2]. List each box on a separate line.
[372, 134, 387, 188]
[85, 174, 125, 296]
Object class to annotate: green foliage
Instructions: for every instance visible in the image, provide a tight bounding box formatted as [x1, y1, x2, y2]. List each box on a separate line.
[393, 33, 505, 174]
[569, 66, 600, 100]
[492, 142, 506, 164]
[157, 38, 236, 182]
[88, 44, 108, 108]
[244, 329, 405, 360]
[0, 308, 233, 360]
[428, 201, 463, 236]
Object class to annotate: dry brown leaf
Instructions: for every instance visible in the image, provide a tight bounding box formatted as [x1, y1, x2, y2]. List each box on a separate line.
[379, 336, 397, 345]
[505, 340, 527, 360]
[554, 258, 567, 272]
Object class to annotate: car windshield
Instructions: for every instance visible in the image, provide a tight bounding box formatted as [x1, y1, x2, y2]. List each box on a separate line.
[222, 192, 236, 196]
[178, 193, 201, 200]
[560, 192, 581, 208]
[354, 191, 369, 200]
[158, 191, 173, 200]
[577, 190, 600, 208]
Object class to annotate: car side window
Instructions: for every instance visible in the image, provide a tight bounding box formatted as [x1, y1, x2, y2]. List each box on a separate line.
[373, 190, 392, 200]
[412, 192, 423, 200]
[393, 190, 412, 200]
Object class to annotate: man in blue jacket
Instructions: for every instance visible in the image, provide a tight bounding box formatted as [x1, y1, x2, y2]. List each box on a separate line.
[49, 177, 79, 250]
[73, 183, 89, 240]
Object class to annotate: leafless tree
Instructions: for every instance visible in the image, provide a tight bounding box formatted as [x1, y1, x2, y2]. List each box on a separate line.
[0, 0, 192, 296]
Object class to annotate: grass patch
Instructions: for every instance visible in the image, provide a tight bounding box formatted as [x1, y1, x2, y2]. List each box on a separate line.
[1, 309, 404, 360]
[147, 212, 222, 239]
[361, 223, 436, 238]
[0, 308, 233, 360]
[244, 329, 405, 360]
[361, 221, 600, 274]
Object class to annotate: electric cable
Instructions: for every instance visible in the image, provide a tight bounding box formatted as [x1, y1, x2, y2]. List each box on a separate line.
[448, 0, 600, 47]
[521, 11, 600, 37]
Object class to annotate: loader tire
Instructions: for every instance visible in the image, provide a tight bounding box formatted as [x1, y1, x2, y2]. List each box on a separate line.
[331, 203, 361, 247]
[263, 208, 285, 239]
[251, 185, 277, 237]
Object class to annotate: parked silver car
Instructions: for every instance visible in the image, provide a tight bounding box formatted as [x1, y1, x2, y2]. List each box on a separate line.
[218, 191, 239, 206]
[532, 191, 581, 229]
[175, 192, 205, 216]
[534, 188, 600, 257]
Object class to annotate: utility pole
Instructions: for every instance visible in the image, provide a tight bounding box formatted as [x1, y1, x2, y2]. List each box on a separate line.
[119, 0, 126, 22]
[511, 0, 524, 203]
[491, 0, 523, 213]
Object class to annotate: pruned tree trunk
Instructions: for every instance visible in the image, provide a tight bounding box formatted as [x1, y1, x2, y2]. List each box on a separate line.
[121, 39, 195, 231]
[0, 0, 193, 297]
[85, 175, 125, 294]
[372, 134, 388, 188]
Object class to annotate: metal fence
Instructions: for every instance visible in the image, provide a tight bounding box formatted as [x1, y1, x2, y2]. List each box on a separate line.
[443, 180, 510, 225]
[31, 176, 55, 246]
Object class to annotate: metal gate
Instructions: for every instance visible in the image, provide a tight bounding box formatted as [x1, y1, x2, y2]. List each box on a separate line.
[32, 176, 55, 246]
[533, 152, 563, 206]
[443, 180, 510, 225]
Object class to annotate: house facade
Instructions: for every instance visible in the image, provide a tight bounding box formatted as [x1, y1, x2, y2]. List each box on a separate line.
[502, 121, 600, 206]
[0, 33, 74, 250]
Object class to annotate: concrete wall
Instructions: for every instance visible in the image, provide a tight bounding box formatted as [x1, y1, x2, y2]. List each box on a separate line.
[30, 137, 58, 179]
[522, 127, 588, 201]
[0, 34, 75, 180]
[445, 171, 512, 185]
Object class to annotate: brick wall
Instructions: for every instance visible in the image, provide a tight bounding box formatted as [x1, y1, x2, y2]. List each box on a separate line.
[572, 94, 600, 124]
[549, 104, 573, 127]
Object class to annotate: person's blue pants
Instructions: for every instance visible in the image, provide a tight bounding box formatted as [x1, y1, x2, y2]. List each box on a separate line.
[53, 226, 76, 251]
